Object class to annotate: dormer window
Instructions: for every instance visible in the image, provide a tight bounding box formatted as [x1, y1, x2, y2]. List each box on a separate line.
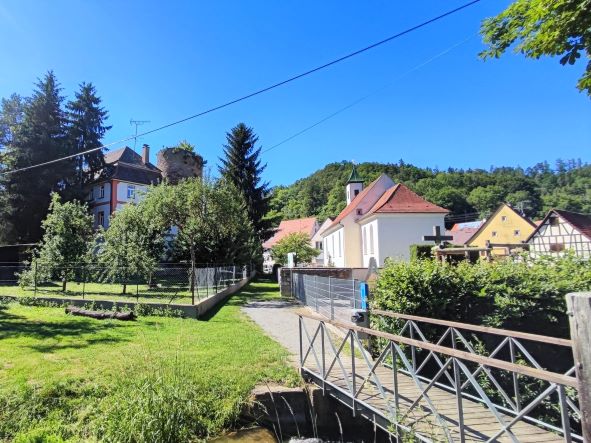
[356, 209, 362, 215]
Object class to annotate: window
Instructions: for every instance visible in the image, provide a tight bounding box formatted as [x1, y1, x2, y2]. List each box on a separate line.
[491, 231, 498, 237]
[127, 185, 135, 199]
[514, 229, 520, 236]
[97, 211, 105, 227]
[99, 185, 105, 199]
[338, 231, 342, 257]
[315, 241, 322, 250]
[354, 189, 360, 197]
[549, 243, 565, 252]
[501, 216, 507, 222]
[356, 209, 363, 215]
[369, 225, 374, 254]
[549, 216, 559, 227]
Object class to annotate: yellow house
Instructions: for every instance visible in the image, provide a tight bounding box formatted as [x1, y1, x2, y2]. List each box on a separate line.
[466, 203, 537, 256]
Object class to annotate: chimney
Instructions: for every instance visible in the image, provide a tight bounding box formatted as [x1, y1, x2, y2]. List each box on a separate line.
[142, 144, 150, 164]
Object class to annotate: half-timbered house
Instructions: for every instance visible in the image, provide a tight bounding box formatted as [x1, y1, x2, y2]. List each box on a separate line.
[527, 209, 591, 259]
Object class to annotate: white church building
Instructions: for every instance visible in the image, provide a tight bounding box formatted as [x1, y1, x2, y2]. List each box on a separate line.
[321, 166, 448, 267]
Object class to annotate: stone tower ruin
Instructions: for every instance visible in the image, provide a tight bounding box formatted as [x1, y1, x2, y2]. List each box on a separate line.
[156, 147, 205, 184]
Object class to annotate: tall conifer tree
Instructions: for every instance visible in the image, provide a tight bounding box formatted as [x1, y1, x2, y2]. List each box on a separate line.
[219, 123, 274, 243]
[1, 71, 69, 242]
[66, 82, 111, 196]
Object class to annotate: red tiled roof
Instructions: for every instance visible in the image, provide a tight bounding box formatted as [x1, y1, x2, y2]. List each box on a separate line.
[553, 209, 591, 241]
[263, 217, 317, 249]
[329, 175, 385, 228]
[366, 183, 449, 215]
[447, 228, 480, 245]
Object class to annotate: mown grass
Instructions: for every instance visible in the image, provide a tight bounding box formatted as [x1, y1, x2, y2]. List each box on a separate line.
[0, 279, 297, 442]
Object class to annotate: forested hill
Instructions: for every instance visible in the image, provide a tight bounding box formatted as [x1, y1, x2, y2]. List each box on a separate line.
[267, 160, 591, 223]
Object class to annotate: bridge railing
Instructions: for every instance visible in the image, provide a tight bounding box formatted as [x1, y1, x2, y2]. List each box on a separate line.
[298, 310, 581, 442]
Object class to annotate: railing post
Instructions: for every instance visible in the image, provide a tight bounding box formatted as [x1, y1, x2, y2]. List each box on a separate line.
[351, 330, 356, 416]
[509, 338, 521, 411]
[352, 278, 357, 309]
[409, 322, 416, 371]
[566, 292, 591, 442]
[321, 322, 326, 393]
[299, 316, 303, 370]
[453, 357, 466, 443]
[558, 385, 573, 443]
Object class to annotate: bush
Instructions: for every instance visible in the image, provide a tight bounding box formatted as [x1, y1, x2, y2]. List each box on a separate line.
[409, 244, 433, 261]
[372, 253, 591, 338]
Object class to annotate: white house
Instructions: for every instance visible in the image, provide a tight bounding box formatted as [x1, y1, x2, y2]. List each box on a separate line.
[262, 217, 319, 272]
[87, 145, 161, 229]
[321, 166, 448, 267]
[310, 217, 334, 265]
[527, 209, 591, 259]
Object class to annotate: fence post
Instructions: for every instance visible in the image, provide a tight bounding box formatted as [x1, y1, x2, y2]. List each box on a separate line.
[82, 264, 86, 300]
[33, 261, 37, 296]
[566, 292, 591, 442]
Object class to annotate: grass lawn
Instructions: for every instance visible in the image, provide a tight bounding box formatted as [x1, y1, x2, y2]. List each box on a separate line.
[0, 279, 298, 442]
[0, 281, 229, 305]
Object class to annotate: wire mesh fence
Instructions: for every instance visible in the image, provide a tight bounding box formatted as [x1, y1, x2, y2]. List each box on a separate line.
[0, 262, 251, 305]
[291, 272, 363, 324]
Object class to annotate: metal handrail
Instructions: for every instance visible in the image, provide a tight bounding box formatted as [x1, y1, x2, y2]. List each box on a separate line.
[298, 310, 577, 388]
[372, 309, 572, 347]
[298, 310, 581, 442]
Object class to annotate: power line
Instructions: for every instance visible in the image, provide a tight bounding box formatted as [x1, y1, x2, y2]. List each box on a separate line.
[0, 0, 481, 177]
[262, 36, 474, 154]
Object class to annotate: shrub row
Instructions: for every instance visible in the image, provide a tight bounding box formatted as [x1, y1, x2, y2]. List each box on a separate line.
[371, 253, 591, 338]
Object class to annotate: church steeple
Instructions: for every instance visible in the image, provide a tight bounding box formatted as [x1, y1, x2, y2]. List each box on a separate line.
[346, 163, 364, 205]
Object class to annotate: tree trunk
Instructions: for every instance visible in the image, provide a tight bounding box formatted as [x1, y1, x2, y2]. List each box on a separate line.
[62, 277, 67, 292]
[65, 305, 135, 321]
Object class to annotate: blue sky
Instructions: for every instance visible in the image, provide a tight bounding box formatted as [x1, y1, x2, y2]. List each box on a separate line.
[1, 1, 589, 186]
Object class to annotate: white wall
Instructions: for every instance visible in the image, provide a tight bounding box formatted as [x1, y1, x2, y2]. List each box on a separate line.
[116, 182, 148, 204]
[323, 227, 345, 267]
[362, 213, 445, 265]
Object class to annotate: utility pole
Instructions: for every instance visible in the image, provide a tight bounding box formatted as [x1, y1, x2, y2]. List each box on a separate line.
[129, 119, 150, 150]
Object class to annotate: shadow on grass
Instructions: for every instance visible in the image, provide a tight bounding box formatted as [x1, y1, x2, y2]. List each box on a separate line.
[0, 307, 131, 352]
[199, 276, 284, 321]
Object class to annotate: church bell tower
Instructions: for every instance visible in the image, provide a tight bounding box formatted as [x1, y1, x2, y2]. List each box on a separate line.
[346, 164, 364, 205]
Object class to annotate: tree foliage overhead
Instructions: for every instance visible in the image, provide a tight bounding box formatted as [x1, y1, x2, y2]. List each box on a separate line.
[219, 123, 274, 243]
[268, 159, 591, 223]
[480, 0, 591, 97]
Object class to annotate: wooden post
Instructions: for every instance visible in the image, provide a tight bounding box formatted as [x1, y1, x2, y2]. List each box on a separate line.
[566, 292, 591, 442]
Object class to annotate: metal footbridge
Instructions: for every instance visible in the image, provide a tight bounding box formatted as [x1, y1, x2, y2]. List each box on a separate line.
[297, 310, 581, 442]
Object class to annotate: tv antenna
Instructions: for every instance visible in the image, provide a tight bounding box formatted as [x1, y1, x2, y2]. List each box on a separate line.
[130, 119, 150, 150]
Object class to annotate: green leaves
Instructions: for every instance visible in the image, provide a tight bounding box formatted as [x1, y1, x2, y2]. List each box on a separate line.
[480, 0, 591, 97]
[270, 232, 319, 266]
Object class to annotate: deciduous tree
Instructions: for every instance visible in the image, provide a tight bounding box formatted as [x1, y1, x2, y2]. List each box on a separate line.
[271, 232, 318, 266]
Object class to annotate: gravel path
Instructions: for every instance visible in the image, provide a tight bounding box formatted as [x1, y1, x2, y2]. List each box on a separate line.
[241, 298, 344, 367]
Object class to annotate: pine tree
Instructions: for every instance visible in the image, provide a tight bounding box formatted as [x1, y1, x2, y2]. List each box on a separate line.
[218, 123, 274, 243]
[65, 82, 111, 196]
[1, 71, 69, 242]
[0, 94, 25, 243]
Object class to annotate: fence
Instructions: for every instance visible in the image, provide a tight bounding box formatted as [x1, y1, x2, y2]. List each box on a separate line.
[298, 310, 581, 442]
[291, 272, 363, 324]
[0, 262, 251, 305]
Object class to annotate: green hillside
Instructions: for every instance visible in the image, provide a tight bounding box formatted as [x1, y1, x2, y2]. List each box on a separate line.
[267, 159, 591, 223]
